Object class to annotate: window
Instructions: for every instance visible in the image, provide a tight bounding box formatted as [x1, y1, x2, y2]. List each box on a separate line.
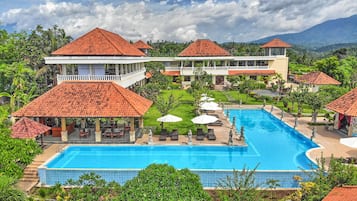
[256, 60, 268, 66]
[238, 61, 246, 66]
[184, 76, 191, 82]
[105, 64, 116, 75]
[247, 61, 254, 66]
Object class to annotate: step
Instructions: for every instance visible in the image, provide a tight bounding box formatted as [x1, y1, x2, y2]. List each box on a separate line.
[20, 178, 39, 182]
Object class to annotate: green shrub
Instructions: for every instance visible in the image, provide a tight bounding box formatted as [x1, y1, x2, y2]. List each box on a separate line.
[120, 164, 212, 201]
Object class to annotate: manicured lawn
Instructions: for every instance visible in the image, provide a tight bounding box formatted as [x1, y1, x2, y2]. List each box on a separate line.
[143, 90, 198, 135]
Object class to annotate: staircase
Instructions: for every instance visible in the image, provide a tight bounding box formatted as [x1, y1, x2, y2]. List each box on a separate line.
[20, 161, 44, 183]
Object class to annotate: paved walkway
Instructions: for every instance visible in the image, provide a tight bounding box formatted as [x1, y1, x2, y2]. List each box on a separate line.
[265, 104, 357, 164]
[17, 104, 357, 192]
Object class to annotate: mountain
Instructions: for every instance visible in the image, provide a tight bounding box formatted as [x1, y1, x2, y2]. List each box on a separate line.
[253, 15, 357, 49]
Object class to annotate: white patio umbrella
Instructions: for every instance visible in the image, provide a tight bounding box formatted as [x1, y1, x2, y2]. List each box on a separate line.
[200, 96, 215, 102]
[340, 137, 357, 148]
[191, 114, 218, 125]
[200, 102, 222, 111]
[157, 114, 182, 129]
[200, 101, 219, 107]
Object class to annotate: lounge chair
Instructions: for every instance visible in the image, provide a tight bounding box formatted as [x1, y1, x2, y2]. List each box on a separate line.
[208, 120, 223, 126]
[207, 128, 216, 140]
[196, 128, 205, 141]
[170, 129, 179, 141]
[159, 129, 168, 141]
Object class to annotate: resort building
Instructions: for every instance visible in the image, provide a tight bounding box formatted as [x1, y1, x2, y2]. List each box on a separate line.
[153, 38, 291, 89]
[132, 40, 153, 55]
[326, 87, 357, 136]
[294, 71, 341, 92]
[44, 28, 149, 89]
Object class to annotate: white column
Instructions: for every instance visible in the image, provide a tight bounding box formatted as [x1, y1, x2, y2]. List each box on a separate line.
[333, 113, 339, 129]
[60, 118, 68, 142]
[95, 119, 101, 142]
[130, 117, 135, 143]
[62, 64, 67, 75]
[115, 64, 119, 75]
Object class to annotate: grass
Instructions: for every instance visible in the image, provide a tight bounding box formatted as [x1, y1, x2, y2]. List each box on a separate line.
[143, 90, 198, 135]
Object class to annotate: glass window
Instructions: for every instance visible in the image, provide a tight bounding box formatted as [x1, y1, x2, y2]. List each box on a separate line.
[184, 76, 191, 82]
[238, 61, 246, 66]
[247, 61, 254, 66]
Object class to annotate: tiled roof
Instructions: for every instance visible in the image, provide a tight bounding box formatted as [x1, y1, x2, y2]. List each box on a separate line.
[326, 88, 357, 116]
[145, 72, 152, 79]
[11, 117, 51, 138]
[261, 38, 291, 48]
[162, 71, 181, 76]
[12, 81, 153, 118]
[295, 71, 341, 85]
[178, 39, 231, 57]
[228, 69, 276, 75]
[322, 186, 357, 201]
[133, 40, 153, 49]
[52, 28, 145, 56]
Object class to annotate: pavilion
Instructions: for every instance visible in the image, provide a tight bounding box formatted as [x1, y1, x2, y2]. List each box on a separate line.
[12, 81, 152, 143]
[326, 87, 357, 136]
[294, 71, 341, 92]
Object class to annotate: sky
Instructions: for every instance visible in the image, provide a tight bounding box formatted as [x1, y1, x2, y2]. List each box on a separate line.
[0, 0, 356, 42]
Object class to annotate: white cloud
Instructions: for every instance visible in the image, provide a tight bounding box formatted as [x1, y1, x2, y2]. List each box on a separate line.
[1, 0, 356, 42]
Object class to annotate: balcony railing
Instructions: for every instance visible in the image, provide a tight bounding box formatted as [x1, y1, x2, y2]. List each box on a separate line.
[57, 75, 122, 82]
[57, 69, 146, 88]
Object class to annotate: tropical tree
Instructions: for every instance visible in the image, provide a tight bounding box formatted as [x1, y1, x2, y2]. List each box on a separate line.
[318, 85, 349, 103]
[314, 56, 340, 78]
[120, 164, 211, 201]
[60, 173, 121, 200]
[155, 93, 181, 116]
[0, 175, 27, 201]
[216, 165, 264, 201]
[187, 67, 212, 114]
[288, 84, 309, 116]
[305, 92, 327, 123]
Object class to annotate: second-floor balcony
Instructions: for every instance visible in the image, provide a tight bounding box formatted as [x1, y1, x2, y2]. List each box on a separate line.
[165, 65, 269, 75]
[57, 68, 146, 88]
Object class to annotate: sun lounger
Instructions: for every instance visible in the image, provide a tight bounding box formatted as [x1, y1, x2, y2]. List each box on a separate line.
[207, 128, 216, 140]
[196, 128, 205, 141]
[159, 129, 168, 141]
[208, 120, 223, 126]
[170, 129, 179, 141]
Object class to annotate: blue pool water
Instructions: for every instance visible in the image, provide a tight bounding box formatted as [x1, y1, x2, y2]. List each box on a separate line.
[40, 109, 319, 187]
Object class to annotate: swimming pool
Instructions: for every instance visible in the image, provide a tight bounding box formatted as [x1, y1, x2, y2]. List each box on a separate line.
[39, 109, 318, 188]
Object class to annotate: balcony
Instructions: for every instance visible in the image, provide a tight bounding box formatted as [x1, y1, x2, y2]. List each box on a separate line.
[164, 66, 269, 76]
[57, 69, 146, 88]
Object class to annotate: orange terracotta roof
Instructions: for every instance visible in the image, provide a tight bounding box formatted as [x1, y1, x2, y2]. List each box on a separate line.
[52, 28, 145, 56]
[228, 69, 276, 76]
[146, 72, 152, 79]
[295, 71, 341, 85]
[261, 38, 291, 48]
[133, 40, 153, 49]
[162, 71, 181, 76]
[178, 39, 231, 57]
[322, 186, 357, 201]
[326, 88, 357, 116]
[12, 81, 153, 118]
[11, 117, 51, 138]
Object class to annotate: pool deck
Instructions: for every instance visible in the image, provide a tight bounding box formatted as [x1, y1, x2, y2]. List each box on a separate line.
[16, 104, 357, 192]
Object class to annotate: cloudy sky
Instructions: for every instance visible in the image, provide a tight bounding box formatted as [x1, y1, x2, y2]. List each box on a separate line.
[0, 0, 356, 42]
